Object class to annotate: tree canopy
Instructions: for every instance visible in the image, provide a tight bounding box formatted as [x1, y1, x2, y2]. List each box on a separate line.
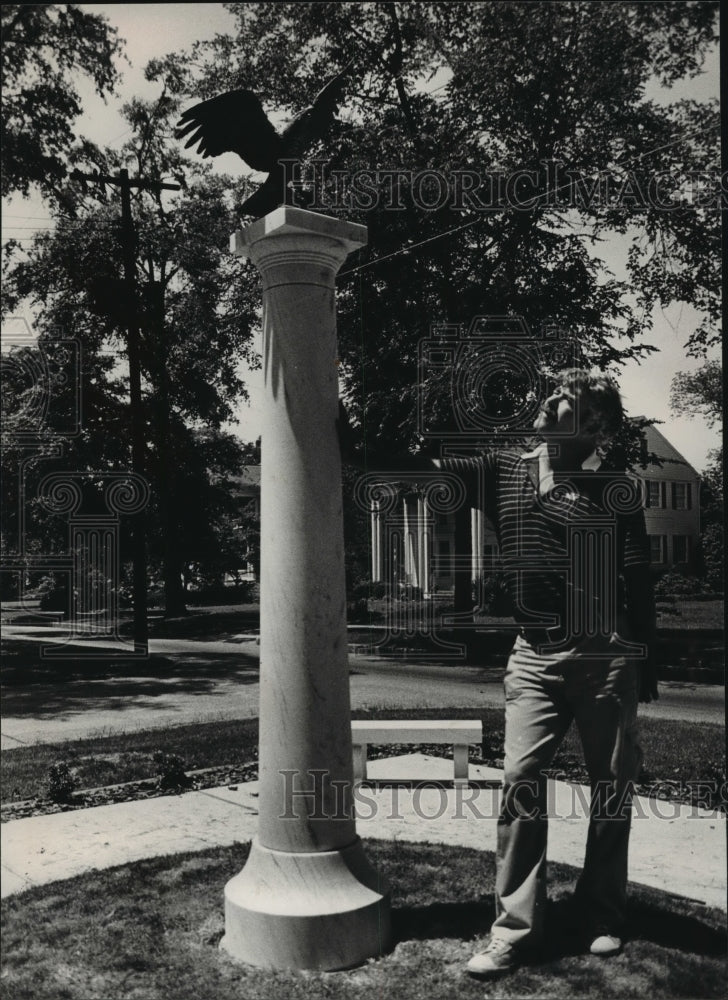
[1, 4, 123, 203]
[147, 1, 719, 452]
[670, 360, 722, 428]
[2, 94, 259, 612]
[3, 2, 720, 611]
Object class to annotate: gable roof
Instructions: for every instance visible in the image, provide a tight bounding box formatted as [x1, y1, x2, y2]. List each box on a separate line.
[634, 420, 700, 478]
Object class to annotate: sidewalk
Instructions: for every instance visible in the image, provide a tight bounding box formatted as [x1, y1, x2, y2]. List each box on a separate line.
[2, 754, 725, 911]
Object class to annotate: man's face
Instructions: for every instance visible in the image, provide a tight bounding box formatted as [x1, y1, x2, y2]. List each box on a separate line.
[533, 383, 595, 441]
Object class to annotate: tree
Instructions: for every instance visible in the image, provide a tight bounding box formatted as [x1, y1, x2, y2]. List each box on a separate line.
[148, 1, 718, 450]
[3, 95, 259, 616]
[1, 4, 123, 203]
[670, 360, 722, 427]
[167, 429, 254, 593]
[670, 360, 723, 591]
[149, 2, 718, 609]
[696, 448, 723, 592]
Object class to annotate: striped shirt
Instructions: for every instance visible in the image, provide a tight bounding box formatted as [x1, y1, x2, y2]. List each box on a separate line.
[437, 448, 653, 645]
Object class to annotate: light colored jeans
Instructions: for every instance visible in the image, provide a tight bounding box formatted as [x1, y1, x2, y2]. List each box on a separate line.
[492, 634, 642, 948]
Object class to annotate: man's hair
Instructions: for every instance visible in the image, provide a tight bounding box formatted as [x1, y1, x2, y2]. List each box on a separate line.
[558, 368, 624, 439]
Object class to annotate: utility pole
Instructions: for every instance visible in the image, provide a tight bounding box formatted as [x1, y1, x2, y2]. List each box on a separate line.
[70, 169, 180, 652]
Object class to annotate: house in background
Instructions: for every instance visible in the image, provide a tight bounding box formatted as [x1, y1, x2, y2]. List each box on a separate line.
[639, 422, 701, 574]
[368, 423, 702, 593]
[232, 425, 702, 591]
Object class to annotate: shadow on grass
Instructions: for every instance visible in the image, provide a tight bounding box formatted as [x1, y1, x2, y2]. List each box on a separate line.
[1, 641, 261, 721]
[119, 607, 261, 640]
[392, 897, 494, 942]
[626, 896, 727, 956]
[2, 641, 259, 680]
[392, 890, 726, 960]
[3, 841, 725, 1000]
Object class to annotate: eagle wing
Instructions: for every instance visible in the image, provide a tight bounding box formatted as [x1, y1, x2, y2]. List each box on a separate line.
[175, 90, 283, 173]
[281, 60, 354, 154]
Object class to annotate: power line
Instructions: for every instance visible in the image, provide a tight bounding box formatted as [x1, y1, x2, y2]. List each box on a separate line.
[338, 120, 720, 278]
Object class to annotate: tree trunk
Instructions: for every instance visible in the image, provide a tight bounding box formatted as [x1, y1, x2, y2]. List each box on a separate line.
[149, 284, 186, 618]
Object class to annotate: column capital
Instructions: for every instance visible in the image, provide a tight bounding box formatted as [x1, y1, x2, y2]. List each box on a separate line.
[231, 206, 367, 281]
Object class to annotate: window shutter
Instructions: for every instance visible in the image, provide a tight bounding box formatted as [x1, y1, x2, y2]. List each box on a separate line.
[671, 483, 677, 509]
[661, 482, 667, 507]
[686, 483, 692, 510]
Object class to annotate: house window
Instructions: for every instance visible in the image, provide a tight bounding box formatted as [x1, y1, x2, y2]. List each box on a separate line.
[645, 480, 664, 508]
[671, 483, 692, 510]
[672, 536, 690, 564]
[649, 535, 667, 564]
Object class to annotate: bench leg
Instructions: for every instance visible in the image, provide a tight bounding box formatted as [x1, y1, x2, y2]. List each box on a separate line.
[453, 744, 469, 782]
[353, 743, 368, 781]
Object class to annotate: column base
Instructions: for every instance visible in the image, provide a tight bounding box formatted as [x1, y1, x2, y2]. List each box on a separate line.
[220, 836, 392, 971]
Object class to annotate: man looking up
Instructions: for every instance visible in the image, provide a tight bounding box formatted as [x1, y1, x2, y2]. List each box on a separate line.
[458, 369, 657, 976]
[342, 367, 657, 975]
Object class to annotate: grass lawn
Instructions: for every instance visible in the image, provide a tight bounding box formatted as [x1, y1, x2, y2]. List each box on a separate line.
[1, 839, 725, 1000]
[656, 599, 724, 630]
[9, 594, 718, 634]
[365, 598, 724, 631]
[2, 709, 724, 812]
[0, 718, 259, 804]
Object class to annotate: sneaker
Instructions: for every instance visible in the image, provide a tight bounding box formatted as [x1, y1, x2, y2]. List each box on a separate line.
[590, 934, 622, 957]
[466, 937, 519, 977]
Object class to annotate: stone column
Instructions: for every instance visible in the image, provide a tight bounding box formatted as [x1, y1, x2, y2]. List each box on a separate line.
[222, 207, 391, 971]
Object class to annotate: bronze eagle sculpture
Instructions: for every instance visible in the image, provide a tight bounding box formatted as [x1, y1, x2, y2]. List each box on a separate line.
[175, 61, 354, 218]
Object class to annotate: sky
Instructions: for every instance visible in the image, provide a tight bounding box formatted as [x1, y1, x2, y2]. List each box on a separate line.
[2, 3, 721, 471]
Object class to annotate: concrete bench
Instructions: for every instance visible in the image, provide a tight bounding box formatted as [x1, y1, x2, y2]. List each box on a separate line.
[351, 720, 483, 781]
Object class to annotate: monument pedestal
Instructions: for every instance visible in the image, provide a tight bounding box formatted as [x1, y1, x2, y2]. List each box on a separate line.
[222, 206, 391, 971]
[221, 838, 388, 971]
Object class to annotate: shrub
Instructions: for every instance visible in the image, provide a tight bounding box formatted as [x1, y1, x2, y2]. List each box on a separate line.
[47, 762, 76, 803]
[345, 597, 367, 622]
[154, 752, 192, 791]
[349, 579, 374, 601]
[37, 574, 70, 617]
[475, 571, 513, 615]
[699, 524, 724, 593]
[185, 580, 256, 606]
[654, 572, 709, 599]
